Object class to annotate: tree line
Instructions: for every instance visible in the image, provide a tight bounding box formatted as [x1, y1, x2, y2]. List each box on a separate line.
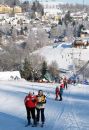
[21, 57, 59, 82]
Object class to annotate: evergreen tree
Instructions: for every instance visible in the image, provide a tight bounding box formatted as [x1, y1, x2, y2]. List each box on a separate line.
[58, 19, 62, 25]
[72, 21, 76, 27]
[31, 1, 44, 16]
[41, 61, 47, 78]
[20, 27, 24, 35]
[64, 11, 72, 26]
[21, 1, 29, 12]
[31, 2, 36, 12]
[0, 32, 2, 45]
[77, 24, 85, 37]
[20, 58, 32, 80]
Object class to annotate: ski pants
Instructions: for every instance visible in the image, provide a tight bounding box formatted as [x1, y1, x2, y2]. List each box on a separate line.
[59, 93, 62, 101]
[55, 92, 59, 100]
[36, 108, 45, 123]
[26, 107, 36, 123]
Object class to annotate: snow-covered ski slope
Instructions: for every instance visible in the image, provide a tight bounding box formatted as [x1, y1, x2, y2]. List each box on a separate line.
[32, 45, 89, 70]
[0, 80, 89, 130]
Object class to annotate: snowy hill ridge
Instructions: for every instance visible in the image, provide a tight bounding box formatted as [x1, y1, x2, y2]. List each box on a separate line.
[0, 81, 89, 130]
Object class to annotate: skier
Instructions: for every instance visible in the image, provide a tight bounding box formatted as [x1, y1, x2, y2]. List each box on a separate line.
[55, 86, 60, 100]
[24, 92, 37, 127]
[63, 76, 68, 89]
[36, 90, 46, 127]
[59, 81, 64, 101]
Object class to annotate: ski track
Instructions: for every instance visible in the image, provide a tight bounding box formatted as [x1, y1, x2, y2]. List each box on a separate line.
[0, 81, 89, 130]
[62, 90, 81, 130]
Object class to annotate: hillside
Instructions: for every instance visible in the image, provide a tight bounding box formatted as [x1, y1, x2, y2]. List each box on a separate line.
[32, 44, 89, 70]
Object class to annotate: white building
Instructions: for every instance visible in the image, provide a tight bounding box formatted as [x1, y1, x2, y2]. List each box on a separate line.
[29, 0, 63, 16]
[71, 12, 88, 21]
[40, 1, 62, 16]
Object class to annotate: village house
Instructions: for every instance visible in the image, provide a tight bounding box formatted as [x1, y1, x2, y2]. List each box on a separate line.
[31, 0, 63, 24]
[0, 4, 22, 14]
[73, 37, 89, 48]
[81, 29, 89, 38]
[70, 12, 88, 21]
[41, 1, 62, 22]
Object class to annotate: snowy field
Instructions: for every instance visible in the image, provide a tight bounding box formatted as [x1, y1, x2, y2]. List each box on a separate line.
[0, 80, 89, 130]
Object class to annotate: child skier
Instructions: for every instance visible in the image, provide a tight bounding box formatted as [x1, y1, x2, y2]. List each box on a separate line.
[59, 81, 64, 101]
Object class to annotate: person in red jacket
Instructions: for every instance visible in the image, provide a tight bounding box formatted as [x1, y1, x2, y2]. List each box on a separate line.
[24, 92, 37, 127]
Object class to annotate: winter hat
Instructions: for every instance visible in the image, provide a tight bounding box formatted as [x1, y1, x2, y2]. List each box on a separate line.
[28, 92, 33, 96]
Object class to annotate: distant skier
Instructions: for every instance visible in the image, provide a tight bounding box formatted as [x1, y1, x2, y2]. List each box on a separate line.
[63, 76, 68, 89]
[55, 86, 60, 100]
[36, 90, 46, 127]
[24, 92, 37, 127]
[59, 81, 64, 101]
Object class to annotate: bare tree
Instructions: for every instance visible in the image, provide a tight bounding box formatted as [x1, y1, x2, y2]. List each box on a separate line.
[48, 61, 59, 78]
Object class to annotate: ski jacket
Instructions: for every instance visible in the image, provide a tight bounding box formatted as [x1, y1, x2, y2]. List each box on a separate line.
[60, 83, 64, 89]
[60, 84, 64, 94]
[36, 95, 46, 109]
[24, 95, 37, 108]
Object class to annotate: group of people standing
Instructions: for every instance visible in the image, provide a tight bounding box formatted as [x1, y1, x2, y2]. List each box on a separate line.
[24, 76, 67, 127]
[55, 76, 68, 101]
[24, 90, 46, 127]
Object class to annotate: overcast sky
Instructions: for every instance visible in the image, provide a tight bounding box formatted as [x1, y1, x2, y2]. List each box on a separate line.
[26, 0, 89, 5]
[62, 0, 89, 5]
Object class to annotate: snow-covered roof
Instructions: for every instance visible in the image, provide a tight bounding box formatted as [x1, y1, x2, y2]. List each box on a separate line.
[0, 71, 21, 81]
[81, 29, 89, 34]
[75, 37, 89, 42]
[44, 8, 62, 14]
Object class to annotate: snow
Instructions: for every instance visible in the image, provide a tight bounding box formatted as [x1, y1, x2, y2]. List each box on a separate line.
[0, 71, 21, 81]
[33, 45, 89, 70]
[0, 80, 89, 130]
